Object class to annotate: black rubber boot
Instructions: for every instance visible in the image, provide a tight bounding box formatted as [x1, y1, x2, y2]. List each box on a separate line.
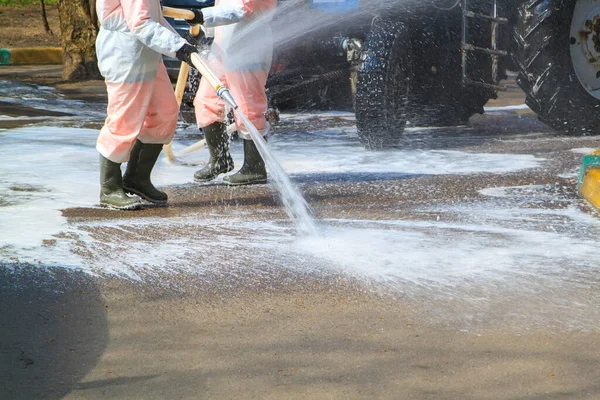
[194, 122, 234, 182]
[223, 139, 267, 186]
[99, 154, 144, 210]
[123, 140, 168, 204]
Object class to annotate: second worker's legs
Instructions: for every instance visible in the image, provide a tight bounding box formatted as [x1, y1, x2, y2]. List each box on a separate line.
[193, 121, 234, 182]
[193, 74, 234, 182]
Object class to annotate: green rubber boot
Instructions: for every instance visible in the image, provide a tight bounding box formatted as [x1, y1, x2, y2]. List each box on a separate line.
[194, 122, 234, 182]
[123, 140, 168, 204]
[223, 139, 267, 186]
[99, 154, 144, 210]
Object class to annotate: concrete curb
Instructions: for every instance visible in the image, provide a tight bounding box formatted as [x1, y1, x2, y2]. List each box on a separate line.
[0, 47, 62, 66]
[578, 150, 600, 210]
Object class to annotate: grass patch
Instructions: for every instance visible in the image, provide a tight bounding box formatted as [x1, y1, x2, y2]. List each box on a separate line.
[0, 2, 61, 48]
[0, 0, 57, 5]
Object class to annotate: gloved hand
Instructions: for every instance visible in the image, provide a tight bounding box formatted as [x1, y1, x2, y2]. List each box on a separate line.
[188, 9, 204, 25]
[175, 43, 198, 66]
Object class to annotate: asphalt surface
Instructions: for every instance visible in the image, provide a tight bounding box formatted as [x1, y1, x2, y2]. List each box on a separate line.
[2, 69, 600, 399]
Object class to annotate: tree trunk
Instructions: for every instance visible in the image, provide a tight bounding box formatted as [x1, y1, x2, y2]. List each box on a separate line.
[40, 0, 52, 35]
[89, 0, 98, 29]
[57, 0, 101, 81]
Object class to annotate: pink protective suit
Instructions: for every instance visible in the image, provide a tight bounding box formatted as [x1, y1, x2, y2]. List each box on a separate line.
[95, 0, 187, 163]
[193, 0, 277, 139]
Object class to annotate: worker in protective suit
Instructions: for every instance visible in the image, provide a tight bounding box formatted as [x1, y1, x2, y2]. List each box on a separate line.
[95, 0, 199, 209]
[189, 0, 277, 186]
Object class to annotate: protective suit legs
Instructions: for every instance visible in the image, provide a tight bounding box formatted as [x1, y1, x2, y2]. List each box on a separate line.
[194, 67, 270, 186]
[97, 64, 178, 164]
[123, 140, 168, 204]
[99, 155, 144, 210]
[96, 63, 177, 206]
[223, 139, 267, 186]
[193, 122, 234, 182]
[222, 69, 269, 185]
[227, 70, 269, 132]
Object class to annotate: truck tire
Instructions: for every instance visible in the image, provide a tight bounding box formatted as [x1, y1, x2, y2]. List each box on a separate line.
[355, 11, 495, 149]
[355, 17, 411, 150]
[513, 0, 600, 134]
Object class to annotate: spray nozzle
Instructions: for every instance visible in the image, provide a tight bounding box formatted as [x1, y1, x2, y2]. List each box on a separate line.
[216, 86, 238, 110]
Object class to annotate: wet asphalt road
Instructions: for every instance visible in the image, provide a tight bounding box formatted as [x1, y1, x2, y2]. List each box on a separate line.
[3, 75, 600, 399]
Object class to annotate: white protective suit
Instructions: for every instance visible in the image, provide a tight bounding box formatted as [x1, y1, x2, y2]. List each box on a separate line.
[194, 0, 277, 138]
[95, 0, 187, 163]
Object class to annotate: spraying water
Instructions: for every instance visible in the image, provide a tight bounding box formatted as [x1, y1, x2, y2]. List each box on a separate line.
[235, 109, 319, 236]
[182, 0, 418, 235]
[227, 0, 413, 58]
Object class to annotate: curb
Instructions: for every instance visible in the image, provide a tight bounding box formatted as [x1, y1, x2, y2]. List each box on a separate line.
[0, 47, 62, 66]
[578, 150, 600, 210]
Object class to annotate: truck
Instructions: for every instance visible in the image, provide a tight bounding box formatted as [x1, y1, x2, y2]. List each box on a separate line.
[163, 0, 600, 150]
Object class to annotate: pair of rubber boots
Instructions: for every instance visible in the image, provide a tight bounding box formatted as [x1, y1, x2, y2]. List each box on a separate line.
[99, 140, 167, 210]
[193, 122, 267, 185]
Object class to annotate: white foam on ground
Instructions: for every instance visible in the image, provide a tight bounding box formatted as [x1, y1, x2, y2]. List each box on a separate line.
[0, 123, 546, 259]
[570, 148, 598, 155]
[273, 147, 543, 176]
[265, 126, 544, 176]
[483, 104, 530, 112]
[15, 203, 598, 288]
[0, 81, 106, 119]
[281, 105, 530, 122]
[478, 185, 546, 198]
[0, 115, 52, 121]
[4, 178, 594, 287]
[0, 126, 198, 252]
[280, 111, 356, 122]
[558, 169, 579, 179]
[2, 139, 599, 330]
[294, 217, 598, 286]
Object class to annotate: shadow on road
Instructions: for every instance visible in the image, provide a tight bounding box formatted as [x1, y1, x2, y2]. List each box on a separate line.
[0, 264, 109, 400]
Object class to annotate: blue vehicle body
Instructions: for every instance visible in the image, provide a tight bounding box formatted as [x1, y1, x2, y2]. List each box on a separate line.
[310, 0, 358, 12]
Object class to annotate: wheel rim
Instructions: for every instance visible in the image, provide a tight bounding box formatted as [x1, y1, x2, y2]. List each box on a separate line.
[570, 0, 600, 100]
